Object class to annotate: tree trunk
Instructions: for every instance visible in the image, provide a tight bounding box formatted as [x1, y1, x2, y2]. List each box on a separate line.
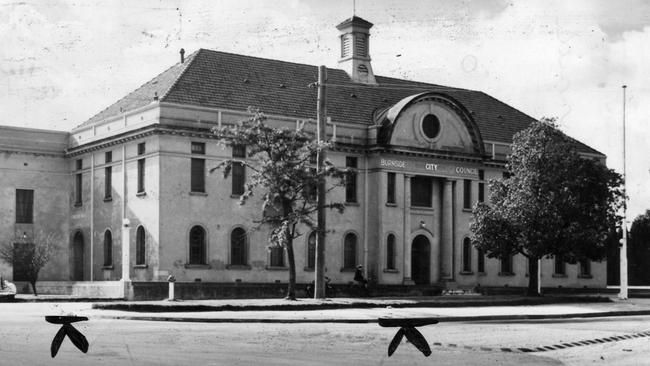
[527, 257, 540, 297]
[284, 223, 297, 300]
[30, 280, 38, 296]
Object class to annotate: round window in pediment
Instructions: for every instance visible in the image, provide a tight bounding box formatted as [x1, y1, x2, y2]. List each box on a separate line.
[422, 114, 441, 139]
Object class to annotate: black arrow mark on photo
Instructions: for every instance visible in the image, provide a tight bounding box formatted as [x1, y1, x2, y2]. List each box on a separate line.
[45, 316, 89, 358]
[379, 317, 437, 357]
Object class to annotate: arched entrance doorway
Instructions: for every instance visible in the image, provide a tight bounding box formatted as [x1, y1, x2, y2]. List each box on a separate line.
[411, 235, 431, 284]
[72, 231, 84, 281]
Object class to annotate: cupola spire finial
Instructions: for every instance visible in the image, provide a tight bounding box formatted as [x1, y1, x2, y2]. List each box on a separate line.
[336, 15, 377, 84]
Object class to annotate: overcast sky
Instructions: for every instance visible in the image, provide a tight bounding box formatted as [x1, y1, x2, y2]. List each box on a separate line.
[1, 0, 648, 218]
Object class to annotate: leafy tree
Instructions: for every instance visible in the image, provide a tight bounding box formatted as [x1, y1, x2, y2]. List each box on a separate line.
[470, 118, 624, 296]
[211, 110, 347, 300]
[0, 232, 59, 296]
[629, 210, 650, 285]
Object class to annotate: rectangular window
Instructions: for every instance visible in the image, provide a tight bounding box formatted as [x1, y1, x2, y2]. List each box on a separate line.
[477, 249, 485, 273]
[104, 151, 112, 200]
[191, 142, 206, 193]
[478, 169, 485, 203]
[232, 145, 246, 196]
[463, 179, 472, 209]
[137, 159, 145, 193]
[500, 255, 513, 274]
[104, 166, 112, 199]
[462, 238, 472, 273]
[579, 259, 591, 277]
[232, 163, 245, 196]
[15, 189, 34, 224]
[137, 143, 145, 194]
[75, 159, 82, 206]
[386, 234, 396, 270]
[554, 256, 566, 276]
[191, 158, 206, 193]
[345, 157, 358, 203]
[306, 168, 317, 201]
[386, 172, 396, 204]
[410, 176, 432, 207]
[270, 247, 284, 267]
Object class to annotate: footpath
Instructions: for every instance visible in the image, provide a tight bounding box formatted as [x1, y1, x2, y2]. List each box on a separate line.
[72, 295, 650, 324]
[10, 294, 650, 324]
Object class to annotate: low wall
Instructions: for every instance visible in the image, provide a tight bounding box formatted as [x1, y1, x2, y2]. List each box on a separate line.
[132, 282, 445, 301]
[14, 281, 124, 298]
[476, 286, 616, 296]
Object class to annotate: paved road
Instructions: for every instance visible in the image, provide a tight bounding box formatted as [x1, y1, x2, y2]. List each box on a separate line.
[1, 303, 650, 365]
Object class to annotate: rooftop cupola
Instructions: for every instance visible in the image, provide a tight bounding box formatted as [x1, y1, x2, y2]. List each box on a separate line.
[336, 16, 377, 85]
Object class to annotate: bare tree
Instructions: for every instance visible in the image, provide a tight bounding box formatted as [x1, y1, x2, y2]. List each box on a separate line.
[0, 232, 59, 296]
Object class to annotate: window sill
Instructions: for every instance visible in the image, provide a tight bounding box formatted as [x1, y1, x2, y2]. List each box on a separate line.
[136, 191, 147, 197]
[477, 271, 487, 276]
[227, 264, 251, 270]
[184, 264, 210, 269]
[73, 202, 82, 207]
[383, 269, 399, 273]
[101, 265, 114, 270]
[103, 197, 112, 202]
[498, 272, 515, 277]
[578, 274, 593, 279]
[265, 266, 288, 271]
[344, 202, 359, 206]
[189, 191, 207, 196]
[340, 267, 356, 272]
[459, 271, 474, 275]
[462, 208, 473, 213]
[552, 274, 567, 278]
[410, 206, 434, 211]
[385, 202, 397, 207]
[134, 264, 148, 269]
[231, 194, 244, 199]
[303, 267, 315, 272]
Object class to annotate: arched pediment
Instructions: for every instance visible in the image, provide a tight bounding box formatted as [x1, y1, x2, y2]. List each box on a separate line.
[377, 92, 485, 156]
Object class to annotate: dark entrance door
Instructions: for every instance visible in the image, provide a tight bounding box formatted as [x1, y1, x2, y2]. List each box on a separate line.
[411, 235, 431, 285]
[13, 243, 35, 281]
[72, 232, 84, 281]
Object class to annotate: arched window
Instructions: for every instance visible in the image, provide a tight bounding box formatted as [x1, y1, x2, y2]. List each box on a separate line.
[307, 232, 316, 270]
[103, 230, 112, 267]
[270, 246, 284, 267]
[462, 238, 472, 273]
[189, 226, 206, 265]
[230, 227, 247, 265]
[343, 233, 357, 269]
[136, 226, 146, 265]
[386, 234, 396, 270]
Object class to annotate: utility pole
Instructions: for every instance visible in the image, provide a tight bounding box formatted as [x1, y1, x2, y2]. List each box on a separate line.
[619, 85, 628, 300]
[314, 65, 328, 298]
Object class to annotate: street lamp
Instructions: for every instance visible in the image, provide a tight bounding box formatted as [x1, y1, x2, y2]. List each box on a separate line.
[619, 85, 628, 300]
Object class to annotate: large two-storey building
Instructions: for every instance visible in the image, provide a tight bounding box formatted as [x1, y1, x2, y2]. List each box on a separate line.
[0, 16, 607, 297]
